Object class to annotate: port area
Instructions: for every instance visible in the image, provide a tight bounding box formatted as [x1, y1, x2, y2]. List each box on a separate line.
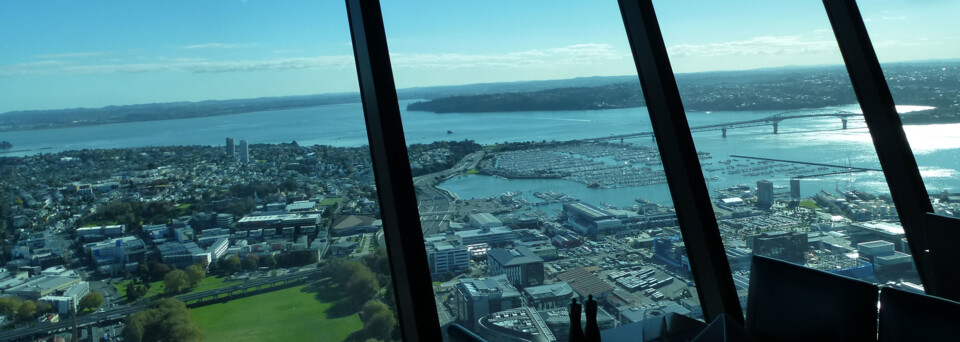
[480, 142, 679, 189]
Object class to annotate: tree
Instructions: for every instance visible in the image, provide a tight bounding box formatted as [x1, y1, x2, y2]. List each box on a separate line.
[137, 263, 150, 280]
[242, 254, 259, 272]
[261, 254, 277, 269]
[127, 282, 147, 301]
[184, 264, 205, 286]
[347, 266, 380, 304]
[79, 292, 103, 312]
[0, 297, 18, 317]
[222, 256, 241, 274]
[364, 309, 396, 341]
[163, 270, 190, 294]
[207, 258, 221, 274]
[362, 300, 389, 320]
[35, 301, 54, 315]
[150, 263, 171, 281]
[15, 300, 36, 322]
[123, 299, 204, 342]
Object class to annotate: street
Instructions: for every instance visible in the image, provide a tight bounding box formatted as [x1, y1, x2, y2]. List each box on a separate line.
[413, 151, 484, 236]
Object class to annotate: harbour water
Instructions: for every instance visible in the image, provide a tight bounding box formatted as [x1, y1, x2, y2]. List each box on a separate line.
[1, 100, 958, 206]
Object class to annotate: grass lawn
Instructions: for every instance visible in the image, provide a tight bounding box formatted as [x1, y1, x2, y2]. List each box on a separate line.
[188, 276, 241, 294]
[320, 197, 343, 206]
[799, 199, 820, 210]
[115, 279, 164, 299]
[82, 219, 118, 227]
[115, 276, 240, 300]
[191, 280, 362, 342]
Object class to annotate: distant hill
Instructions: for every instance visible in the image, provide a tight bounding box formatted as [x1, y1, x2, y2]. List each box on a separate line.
[407, 62, 960, 122]
[3, 61, 959, 131]
[0, 93, 361, 132]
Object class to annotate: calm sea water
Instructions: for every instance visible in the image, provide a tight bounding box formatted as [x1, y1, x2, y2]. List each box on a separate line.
[1, 100, 957, 206]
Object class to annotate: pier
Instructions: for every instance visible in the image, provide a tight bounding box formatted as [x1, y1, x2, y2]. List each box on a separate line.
[729, 154, 882, 173]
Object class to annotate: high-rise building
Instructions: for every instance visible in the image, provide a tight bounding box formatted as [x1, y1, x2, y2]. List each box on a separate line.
[455, 275, 522, 329]
[239, 140, 249, 163]
[790, 178, 801, 200]
[757, 180, 774, 209]
[225, 137, 236, 161]
[487, 246, 545, 288]
[425, 237, 471, 277]
[749, 231, 808, 264]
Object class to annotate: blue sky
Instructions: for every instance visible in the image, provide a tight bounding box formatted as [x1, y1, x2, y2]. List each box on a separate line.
[0, 0, 958, 113]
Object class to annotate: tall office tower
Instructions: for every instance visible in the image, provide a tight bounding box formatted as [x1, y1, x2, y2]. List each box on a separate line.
[238, 140, 249, 163]
[225, 137, 236, 161]
[757, 180, 774, 209]
[790, 178, 801, 200]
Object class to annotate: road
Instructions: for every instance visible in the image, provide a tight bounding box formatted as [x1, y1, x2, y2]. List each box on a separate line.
[0, 268, 323, 341]
[413, 151, 485, 236]
[434, 293, 454, 326]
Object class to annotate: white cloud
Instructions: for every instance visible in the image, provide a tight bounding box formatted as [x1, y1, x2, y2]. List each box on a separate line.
[0, 56, 354, 76]
[180, 43, 259, 49]
[35, 51, 106, 59]
[667, 35, 838, 57]
[390, 43, 625, 69]
[1, 43, 624, 76]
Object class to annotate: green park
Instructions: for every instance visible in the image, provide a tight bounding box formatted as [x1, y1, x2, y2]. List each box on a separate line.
[191, 280, 363, 341]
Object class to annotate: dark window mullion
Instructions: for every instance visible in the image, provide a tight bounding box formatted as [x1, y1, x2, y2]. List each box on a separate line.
[821, 0, 938, 294]
[618, 0, 743, 322]
[345, 0, 442, 340]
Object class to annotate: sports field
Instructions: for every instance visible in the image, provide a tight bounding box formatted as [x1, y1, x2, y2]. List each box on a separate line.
[191, 280, 362, 341]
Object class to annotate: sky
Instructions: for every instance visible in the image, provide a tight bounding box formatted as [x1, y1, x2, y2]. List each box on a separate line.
[1, 0, 958, 113]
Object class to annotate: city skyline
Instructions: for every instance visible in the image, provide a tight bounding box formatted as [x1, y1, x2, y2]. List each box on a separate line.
[1, 0, 957, 113]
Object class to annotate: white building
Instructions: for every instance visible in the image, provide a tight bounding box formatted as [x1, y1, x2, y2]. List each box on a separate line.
[454, 227, 515, 246]
[426, 238, 471, 277]
[239, 140, 249, 163]
[206, 238, 229, 261]
[468, 213, 502, 229]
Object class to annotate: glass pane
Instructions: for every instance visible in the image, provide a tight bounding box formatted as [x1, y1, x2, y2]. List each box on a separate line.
[859, 1, 960, 223]
[382, 1, 703, 339]
[0, 2, 399, 341]
[654, 0, 922, 314]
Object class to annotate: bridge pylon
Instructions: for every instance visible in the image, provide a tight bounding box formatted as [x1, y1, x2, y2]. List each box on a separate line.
[842, 118, 848, 130]
[722, 127, 727, 138]
[773, 122, 779, 134]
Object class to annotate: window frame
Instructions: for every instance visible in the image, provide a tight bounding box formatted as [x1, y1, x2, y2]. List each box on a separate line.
[346, 0, 955, 338]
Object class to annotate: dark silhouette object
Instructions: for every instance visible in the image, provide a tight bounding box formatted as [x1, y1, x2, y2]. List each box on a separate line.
[584, 294, 601, 342]
[691, 314, 755, 342]
[569, 298, 585, 342]
[745, 256, 878, 342]
[878, 286, 960, 342]
[446, 323, 487, 342]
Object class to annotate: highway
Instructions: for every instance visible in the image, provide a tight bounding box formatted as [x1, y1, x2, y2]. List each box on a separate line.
[0, 268, 323, 341]
[414, 151, 485, 236]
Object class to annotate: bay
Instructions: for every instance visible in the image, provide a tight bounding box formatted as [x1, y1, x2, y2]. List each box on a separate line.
[1, 100, 958, 206]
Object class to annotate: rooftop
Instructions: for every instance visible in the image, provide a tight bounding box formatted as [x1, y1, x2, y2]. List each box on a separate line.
[557, 267, 615, 298]
[853, 221, 905, 237]
[458, 275, 520, 300]
[285, 200, 317, 212]
[488, 246, 544, 267]
[469, 213, 502, 225]
[456, 226, 514, 239]
[524, 282, 574, 299]
[332, 215, 377, 230]
[566, 202, 612, 220]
